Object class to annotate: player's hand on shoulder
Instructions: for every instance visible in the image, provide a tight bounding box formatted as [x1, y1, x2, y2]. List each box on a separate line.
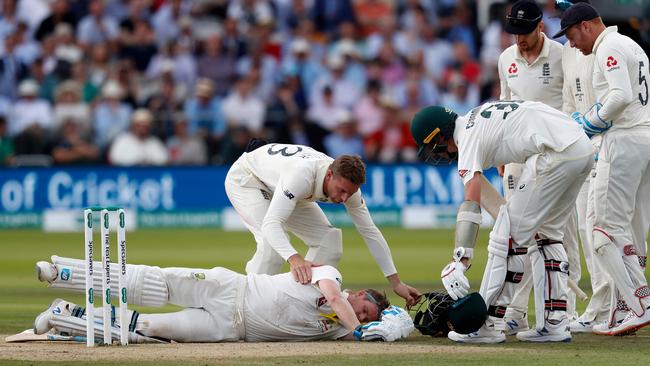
[288, 254, 313, 284]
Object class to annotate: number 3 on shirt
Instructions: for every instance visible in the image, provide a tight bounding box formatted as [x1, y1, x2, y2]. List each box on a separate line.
[267, 144, 303, 157]
[479, 101, 523, 120]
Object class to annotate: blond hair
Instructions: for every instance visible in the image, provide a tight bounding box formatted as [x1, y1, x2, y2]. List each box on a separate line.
[329, 155, 366, 185]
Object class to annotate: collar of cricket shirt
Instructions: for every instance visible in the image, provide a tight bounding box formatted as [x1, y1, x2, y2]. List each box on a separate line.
[592, 26, 618, 54]
[313, 160, 331, 202]
[515, 32, 551, 66]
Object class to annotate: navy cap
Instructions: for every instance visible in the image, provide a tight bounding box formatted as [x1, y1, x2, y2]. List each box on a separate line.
[552, 2, 600, 38]
[504, 1, 543, 35]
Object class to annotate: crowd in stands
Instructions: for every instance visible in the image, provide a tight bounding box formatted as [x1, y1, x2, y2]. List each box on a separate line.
[0, 0, 646, 166]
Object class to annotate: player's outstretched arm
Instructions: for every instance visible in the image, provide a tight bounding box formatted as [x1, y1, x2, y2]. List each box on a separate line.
[386, 274, 421, 309]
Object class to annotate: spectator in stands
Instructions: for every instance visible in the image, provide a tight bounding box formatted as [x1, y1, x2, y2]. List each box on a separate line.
[442, 41, 480, 87]
[221, 17, 248, 59]
[152, 0, 192, 47]
[53, 80, 90, 134]
[307, 85, 348, 134]
[420, 23, 454, 85]
[282, 38, 323, 101]
[0, 116, 14, 166]
[117, 17, 157, 72]
[264, 80, 300, 143]
[93, 79, 132, 151]
[70, 61, 99, 103]
[10, 79, 54, 155]
[51, 23, 83, 79]
[109, 108, 168, 166]
[440, 72, 478, 116]
[353, 80, 384, 137]
[376, 42, 406, 87]
[364, 95, 417, 163]
[184, 78, 226, 161]
[310, 53, 360, 110]
[198, 32, 236, 97]
[0, 0, 18, 43]
[393, 63, 439, 109]
[166, 112, 207, 165]
[312, 0, 356, 37]
[51, 119, 99, 165]
[323, 109, 364, 158]
[221, 75, 265, 137]
[226, 0, 274, 34]
[87, 42, 111, 89]
[145, 73, 183, 140]
[76, 0, 119, 52]
[35, 0, 78, 42]
[0, 32, 29, 100]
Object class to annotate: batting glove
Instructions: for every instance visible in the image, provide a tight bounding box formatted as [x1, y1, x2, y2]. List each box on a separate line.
[380, 306, 415, 338]
[357, 320, 403, 342]
[441, 248, 470, 300]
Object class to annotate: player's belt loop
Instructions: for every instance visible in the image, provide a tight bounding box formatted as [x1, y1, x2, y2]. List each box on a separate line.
[234, 277, 247, 339]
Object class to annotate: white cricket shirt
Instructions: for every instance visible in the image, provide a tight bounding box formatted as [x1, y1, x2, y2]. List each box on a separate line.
[591, 26, 650, 130]
[238, 144, 397, 276]
[243, 265, 352, 341]
[454, 100, 585, 185]
[498, 33, 564, 110]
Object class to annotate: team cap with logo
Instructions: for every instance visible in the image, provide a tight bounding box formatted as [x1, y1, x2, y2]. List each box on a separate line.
[504, 0, 543, 35]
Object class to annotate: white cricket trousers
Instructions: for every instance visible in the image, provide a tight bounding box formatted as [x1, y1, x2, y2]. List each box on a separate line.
[138, 266, 245, 342]
[225, 160, 341, 275]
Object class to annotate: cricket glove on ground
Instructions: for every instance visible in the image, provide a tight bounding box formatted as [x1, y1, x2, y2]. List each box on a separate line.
[355, 320, 403, 342]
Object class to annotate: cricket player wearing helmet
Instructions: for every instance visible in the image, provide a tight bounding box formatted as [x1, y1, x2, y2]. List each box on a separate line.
[224, 143, 420, 307]
[556, 3, 650, 335]
[410, 101, 594, 343]
[32, 257, 414, 343]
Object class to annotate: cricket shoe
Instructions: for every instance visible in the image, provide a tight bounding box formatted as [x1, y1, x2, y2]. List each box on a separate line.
[516, 327, 571, 342]
[33, 298, 70, 334]
[35, 261, 58, 283]
[448, 324, 505, 344]
[504, 315, 529, 336]
[607, 307, 650, 336]
[516, 319, 571, 343]
[569, 315, 608, 333]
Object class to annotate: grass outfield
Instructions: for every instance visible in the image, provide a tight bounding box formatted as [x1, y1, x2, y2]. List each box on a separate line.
[1, 228, 649, 365]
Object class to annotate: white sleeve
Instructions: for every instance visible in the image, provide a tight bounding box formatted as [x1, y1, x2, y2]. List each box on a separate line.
[594, 46, 633, 123]
[562, 49, 577, 115]
[261, 170, 313, 261]
[497, 53, 511, 100]
[311, 265, 343, 287]
[345, 191, 397, 277]
[457, 133, 484, 185]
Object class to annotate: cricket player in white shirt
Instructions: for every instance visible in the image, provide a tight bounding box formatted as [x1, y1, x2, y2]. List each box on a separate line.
[496, 0, 581, 334]
[32, 256, 414, 343]
[410, 101, 594, 343]
[556, 2, 650, 335]
[224, 142, 420, 307]
[556, 0, 611, 333]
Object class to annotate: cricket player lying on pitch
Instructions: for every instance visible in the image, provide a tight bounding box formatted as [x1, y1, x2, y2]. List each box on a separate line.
[225, 141, 420, 307]
[29, 256, 414, 343]
[410, 100, 594, 343]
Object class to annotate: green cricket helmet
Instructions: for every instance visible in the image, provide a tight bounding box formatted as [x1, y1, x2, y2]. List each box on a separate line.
[412, 291, 487, 337]
[410, 106, 458, 165]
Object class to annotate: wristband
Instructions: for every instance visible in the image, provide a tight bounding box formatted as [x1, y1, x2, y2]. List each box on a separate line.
[353, 324, 364, 340]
